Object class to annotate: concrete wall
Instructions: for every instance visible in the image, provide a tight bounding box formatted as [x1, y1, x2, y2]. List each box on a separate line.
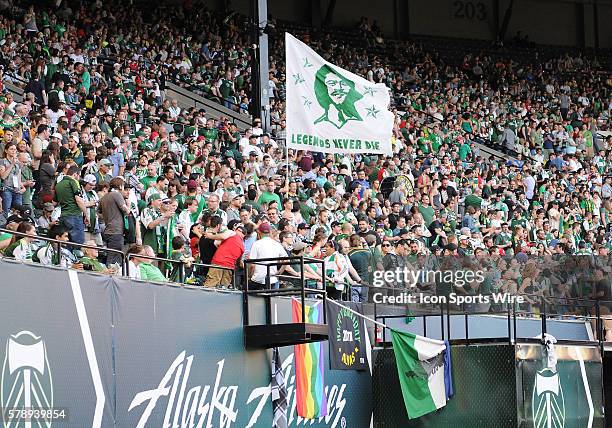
[409, 0, 497, 40]
[222, 0, 612, 48]
[598, 3, 612, 48]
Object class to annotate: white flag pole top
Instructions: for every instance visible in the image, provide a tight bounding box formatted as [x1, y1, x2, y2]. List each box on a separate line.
[285, 32, 394, 156]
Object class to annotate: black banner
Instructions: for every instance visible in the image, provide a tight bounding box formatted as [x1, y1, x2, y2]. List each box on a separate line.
[326, 302, 368, 370]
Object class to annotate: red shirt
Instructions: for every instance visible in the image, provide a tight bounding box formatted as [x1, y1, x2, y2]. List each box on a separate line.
[211, 234, 244, 269]
[190, 237, 200, 258]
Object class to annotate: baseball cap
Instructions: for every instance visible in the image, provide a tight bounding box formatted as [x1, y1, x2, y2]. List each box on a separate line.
[51, 132, 62, 140]
[83, 174, 97, 184]
[258, 223, 271, 233]
[99, 158, 112, 166]
[43, 202, 55, 212]
[292, 241, 309, 252]
[297, 223, 310, 230]
[148, 194, 161, 204]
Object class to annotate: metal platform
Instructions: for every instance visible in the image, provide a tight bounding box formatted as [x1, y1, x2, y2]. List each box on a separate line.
[244, 322, 328, 348]
[242, 256, 329, 349]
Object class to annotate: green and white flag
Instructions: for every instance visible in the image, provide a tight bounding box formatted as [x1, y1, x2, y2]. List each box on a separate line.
[390, 329, 452, 419]
[285, 32, 394, 156]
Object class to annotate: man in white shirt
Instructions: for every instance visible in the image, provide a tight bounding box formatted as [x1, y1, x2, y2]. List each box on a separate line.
[247, 222, 293, 289]
[523, 167, 536, 200]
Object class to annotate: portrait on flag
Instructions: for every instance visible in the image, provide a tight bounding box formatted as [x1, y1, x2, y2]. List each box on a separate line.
[285, 32, 394, 155]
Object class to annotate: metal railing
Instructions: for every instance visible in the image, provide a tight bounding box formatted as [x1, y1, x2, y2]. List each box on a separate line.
[243, 256, 327, 327]
[0, 227, 127, 275]
[125, 253, 236, 287]
[373, 291, 612, 354]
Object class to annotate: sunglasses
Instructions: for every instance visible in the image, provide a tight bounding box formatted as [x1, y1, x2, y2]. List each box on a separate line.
[382, 243, 391, 247]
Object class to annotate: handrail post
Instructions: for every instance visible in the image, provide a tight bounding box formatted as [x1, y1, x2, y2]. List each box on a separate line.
[446, 300, 451, 341]
[464, 307, 469, 346]
[513, 304, 517, 343]
[179, 262, 185, 284]
[507, 305, 512, 345]
[382, 317, 386, 344]
[595, 300, 601, 346]
[541, 296, 547, 336]
[300, 256, 306, 323]
[243, 261, 250, 327]
[440, 299, 445, 341]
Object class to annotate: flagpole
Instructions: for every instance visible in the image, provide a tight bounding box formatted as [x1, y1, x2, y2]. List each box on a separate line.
[326, 299, 390, 330]
[285, 146, 290, 188]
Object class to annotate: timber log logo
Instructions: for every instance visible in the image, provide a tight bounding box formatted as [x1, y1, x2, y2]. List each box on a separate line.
[532, 367, 565, 428]
[1, 331, 54, 428]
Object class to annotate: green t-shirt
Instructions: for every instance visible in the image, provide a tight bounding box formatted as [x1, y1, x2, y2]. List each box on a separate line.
[219, 79, 233, 98]
[464, 194, 482, 209]
[429, 133, 443, 152]
[201, 127, 219, 143]
[80, 70, 91, 93]
[139, 262, 166, 282]
[459, 143, 471, 161]
[258, 191, 281, 207]
[418, 204, 435, 227]
[54, 177, 82, 216]
[140, 176, 157, 190]
[81, 256, 105, 272]
[348, 248, 372, 284]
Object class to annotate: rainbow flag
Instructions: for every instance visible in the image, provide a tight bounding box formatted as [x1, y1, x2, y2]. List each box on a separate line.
[292, 298, 328, 419]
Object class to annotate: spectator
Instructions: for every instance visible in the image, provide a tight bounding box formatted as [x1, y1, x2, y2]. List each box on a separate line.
[54, 165, 87, 244]
[99, 177, 130, 266]
[0, 143, 25, 216]
[204, 220, 246, 288]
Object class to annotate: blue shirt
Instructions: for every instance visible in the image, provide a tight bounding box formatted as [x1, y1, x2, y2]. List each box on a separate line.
[108, 150, 125, 177]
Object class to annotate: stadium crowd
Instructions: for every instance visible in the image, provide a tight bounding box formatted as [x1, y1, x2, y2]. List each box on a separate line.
[0, 1, 610, 329]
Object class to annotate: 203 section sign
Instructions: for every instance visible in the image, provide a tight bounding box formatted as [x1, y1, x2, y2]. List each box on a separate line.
[128, 351, 349, 428]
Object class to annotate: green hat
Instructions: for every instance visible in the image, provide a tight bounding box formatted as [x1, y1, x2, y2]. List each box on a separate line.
[135, 131, 145, 137]
[148, 193, 161, 204]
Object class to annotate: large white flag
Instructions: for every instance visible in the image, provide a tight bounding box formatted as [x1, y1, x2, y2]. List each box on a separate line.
[285, 32, 394, 156]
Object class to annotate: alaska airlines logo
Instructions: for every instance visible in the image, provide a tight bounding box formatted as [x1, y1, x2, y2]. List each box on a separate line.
[1, 331, 54, 428]
[532, 368, 565, 428]
[129, 351, 347, 427]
